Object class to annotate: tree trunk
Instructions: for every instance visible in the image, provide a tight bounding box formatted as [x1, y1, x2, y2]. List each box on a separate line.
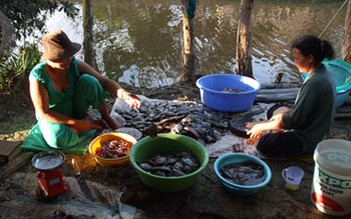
[179, 0, 197, 83]
[342, 0, 351, 63]
[235, 0, 254, 78]
[0, 11, 15, 59]
[83, 0, 95, 68]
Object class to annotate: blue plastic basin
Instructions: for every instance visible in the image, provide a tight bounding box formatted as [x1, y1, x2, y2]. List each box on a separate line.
[196, 74, 261, 112]
[213, 153, 272, 195]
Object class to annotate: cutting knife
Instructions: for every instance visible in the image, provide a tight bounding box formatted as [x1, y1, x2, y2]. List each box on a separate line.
[71, 158, 95, 202]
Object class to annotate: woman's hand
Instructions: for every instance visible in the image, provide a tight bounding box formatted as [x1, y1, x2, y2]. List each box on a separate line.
[119, 89, 141, 109]
[246, 113, 285, 139]
[245, 120, 267, 130]
[69, 119, 103, 132]
[246, 123, 265, 140]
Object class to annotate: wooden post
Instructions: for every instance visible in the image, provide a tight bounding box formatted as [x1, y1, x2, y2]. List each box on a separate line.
[235, 0, 254, 78]
[179, 0, 197, 83]
[342, 0, 351, 63]
[82, 0, 95, 68]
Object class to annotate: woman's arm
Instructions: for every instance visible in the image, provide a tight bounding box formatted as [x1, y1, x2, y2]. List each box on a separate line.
[77, 60, 141, 109]
[246, 113, 285, 139]
[29, 77, 101, 131]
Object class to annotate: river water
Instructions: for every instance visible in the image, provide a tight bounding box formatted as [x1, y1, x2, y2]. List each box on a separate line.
[43, 0, 347, 88]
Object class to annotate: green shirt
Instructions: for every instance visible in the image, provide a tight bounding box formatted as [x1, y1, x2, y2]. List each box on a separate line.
[29, 57, 81, 118]
[282, 65, 336, 153]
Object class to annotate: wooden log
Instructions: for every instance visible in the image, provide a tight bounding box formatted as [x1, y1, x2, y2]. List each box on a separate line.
[255, 92, 297, 102]
[0, 152, 34, 181]
[335, 112, 351, 119]
[344, 95, 351, 105]
[260, 83, 301, 89]
[258, 87, 300, 94]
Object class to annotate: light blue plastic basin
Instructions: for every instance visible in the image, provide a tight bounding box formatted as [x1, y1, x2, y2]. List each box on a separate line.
[213, 153, 272, 195]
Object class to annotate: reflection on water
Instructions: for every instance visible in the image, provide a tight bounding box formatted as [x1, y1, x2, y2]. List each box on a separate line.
[44, 0, 346, 88]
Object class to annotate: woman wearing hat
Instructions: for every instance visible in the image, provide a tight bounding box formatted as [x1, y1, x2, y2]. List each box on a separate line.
[25, 29, 140, 151]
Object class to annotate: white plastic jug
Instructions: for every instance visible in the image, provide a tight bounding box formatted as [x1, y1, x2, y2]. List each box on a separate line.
[282, 166, 304, 190]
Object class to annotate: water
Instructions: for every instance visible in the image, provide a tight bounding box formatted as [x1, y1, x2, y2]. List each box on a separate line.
[41, 0, 346, 88]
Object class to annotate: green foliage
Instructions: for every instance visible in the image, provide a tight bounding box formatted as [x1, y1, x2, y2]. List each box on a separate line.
[0, 0, 79, 41]
[0, 43, 42, 94]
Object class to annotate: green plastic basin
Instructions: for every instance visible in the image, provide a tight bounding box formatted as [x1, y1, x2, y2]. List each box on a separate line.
[130, 133, 209, 192]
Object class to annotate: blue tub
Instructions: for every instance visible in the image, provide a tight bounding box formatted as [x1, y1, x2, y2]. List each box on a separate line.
[213, 153, 272, 195]
[196, 74, 261, 112]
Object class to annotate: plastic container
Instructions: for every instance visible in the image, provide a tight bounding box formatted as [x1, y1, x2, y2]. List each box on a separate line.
[281, 166, 304, 191]
[302, 58, 351, 108]
[196, 73, 261, 112]
[311, 139, 351, 216]
[89, 132, 137, 166]
[129, 133, 209, 192]
[213, 153, 272, 195]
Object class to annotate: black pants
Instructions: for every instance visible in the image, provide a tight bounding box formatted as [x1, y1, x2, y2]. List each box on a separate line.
[257, 131, 305, 158]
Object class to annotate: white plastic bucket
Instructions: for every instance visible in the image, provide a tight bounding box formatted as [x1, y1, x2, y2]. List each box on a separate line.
[311, 139, 351, 216]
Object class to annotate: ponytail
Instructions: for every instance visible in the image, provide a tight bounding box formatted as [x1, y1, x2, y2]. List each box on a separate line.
[292, 35, 335, 64]
[321, 40, 335, 60]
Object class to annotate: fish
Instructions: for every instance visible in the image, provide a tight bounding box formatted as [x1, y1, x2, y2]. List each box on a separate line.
[220, 160, 265, 186]
[138, 152, 200, 177]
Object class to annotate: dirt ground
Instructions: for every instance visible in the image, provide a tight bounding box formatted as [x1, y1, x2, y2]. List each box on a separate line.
[1, 83, 351, 219]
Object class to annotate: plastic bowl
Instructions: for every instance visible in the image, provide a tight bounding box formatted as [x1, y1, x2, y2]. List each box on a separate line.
[130, 133, 209, 192]
[89, 132, 137, 166]
[214, 153, 272, 195]
[196, 73, 261, 112]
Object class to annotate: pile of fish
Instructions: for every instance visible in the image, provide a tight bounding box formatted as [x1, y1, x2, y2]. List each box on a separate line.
[138, 152, 200, 177]
[95, 139, 130, 159]
[112, 99, 231, 143]
[220, 160, 265, 186]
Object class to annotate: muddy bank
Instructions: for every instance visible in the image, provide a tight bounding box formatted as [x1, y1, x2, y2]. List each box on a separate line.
[1, 152, 348, 219]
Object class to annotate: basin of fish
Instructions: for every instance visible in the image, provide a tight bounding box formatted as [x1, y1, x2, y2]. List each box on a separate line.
[220, 160, 265, 186]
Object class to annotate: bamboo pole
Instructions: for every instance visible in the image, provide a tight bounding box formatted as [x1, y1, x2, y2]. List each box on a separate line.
[236, 0, 254, 78]
[342, 0, 351, 63]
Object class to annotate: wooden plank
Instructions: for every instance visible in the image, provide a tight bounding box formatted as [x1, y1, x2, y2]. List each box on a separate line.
[0, 140, 22, 163]
[0, 152, 34, 181]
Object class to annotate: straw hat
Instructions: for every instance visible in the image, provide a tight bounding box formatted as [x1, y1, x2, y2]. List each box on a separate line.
[41, 29, 81, 61]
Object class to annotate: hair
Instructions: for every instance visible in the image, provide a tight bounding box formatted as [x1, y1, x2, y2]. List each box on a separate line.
[291, 35, 335, 65]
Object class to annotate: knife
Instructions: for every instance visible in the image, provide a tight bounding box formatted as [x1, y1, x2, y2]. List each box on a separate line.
[71, 158, 95, 202]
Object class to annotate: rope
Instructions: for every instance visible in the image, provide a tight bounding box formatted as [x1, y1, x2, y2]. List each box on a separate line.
[319, 0, 349, 38]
